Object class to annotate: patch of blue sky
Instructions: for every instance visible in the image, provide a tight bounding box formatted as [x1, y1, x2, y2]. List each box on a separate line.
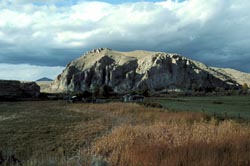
[80, 0, 186, 3]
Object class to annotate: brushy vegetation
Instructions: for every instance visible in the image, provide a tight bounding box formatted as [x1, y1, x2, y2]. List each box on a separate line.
[1, 100, 250, 165]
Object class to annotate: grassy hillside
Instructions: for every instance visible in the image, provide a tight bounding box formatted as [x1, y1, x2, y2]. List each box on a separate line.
[1, 101, 250, 165]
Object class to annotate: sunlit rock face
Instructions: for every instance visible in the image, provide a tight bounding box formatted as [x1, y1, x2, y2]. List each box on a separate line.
[48, 48, 240, 93]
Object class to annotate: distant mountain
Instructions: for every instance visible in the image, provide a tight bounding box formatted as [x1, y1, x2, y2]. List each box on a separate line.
[36, 77, 53, 82]
[46, 48, 246, 93]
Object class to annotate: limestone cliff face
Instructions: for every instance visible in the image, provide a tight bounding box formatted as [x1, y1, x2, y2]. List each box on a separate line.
[48, 48, 239, 93]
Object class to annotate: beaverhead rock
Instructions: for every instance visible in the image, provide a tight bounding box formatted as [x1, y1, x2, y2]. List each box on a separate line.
[48, 48, 241, 93]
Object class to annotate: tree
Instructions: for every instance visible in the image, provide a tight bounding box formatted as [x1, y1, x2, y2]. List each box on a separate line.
[191, 83, 198, 91]
[90, 86, 100, 97]
[242, 83, 249, 91]
[141, 88, 150, 97]
[99, 85, 113, 98]
[81, 90, 92, 98]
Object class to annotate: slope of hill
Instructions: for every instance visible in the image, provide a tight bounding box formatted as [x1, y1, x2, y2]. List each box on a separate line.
[213, 67, 250, 87]
[47, 48, 242, 93]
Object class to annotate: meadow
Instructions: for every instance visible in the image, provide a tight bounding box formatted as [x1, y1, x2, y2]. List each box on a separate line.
[148, 95, 250, 120]
[0, 99, 250, 165]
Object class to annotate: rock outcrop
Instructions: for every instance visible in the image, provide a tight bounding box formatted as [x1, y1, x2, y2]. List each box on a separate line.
[0, 80, 40, 100]
[48, 48, 242, 93]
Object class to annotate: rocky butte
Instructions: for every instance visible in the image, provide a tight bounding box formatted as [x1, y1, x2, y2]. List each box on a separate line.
[0, 80, 40, 100]
[47, 48, 249, 94]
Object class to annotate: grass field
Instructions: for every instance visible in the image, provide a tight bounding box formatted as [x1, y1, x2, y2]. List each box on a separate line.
[148, 96, 250, 120]
[1, 100, 250, 165]
[0, 101, 114, 165]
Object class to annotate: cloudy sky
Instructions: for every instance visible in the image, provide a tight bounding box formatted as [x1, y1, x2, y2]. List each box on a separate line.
[0, 0, 249, 81]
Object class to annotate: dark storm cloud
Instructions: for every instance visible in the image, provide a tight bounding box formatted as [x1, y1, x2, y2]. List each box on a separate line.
[0, 48, 85, 66]
[0, 0, 250, 80]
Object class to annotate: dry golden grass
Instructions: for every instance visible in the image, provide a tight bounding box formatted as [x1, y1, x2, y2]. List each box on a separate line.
[78, 102, 206, 124]
[91, 120, 250, 166]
